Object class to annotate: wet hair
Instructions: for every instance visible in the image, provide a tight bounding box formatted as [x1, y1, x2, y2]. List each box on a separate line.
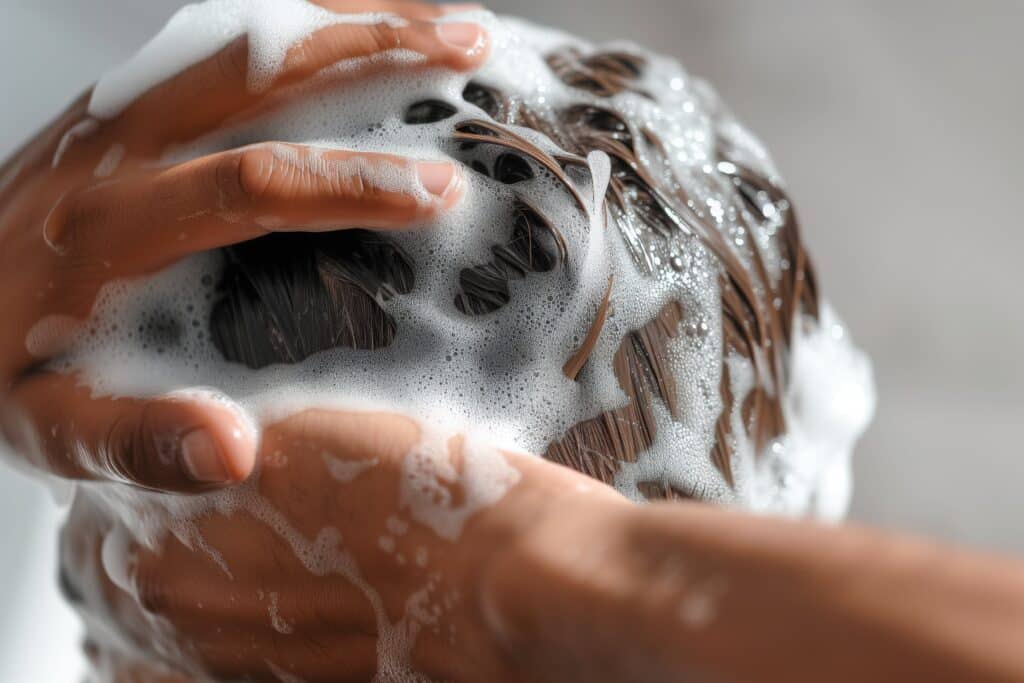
[211, 47, 818, 502]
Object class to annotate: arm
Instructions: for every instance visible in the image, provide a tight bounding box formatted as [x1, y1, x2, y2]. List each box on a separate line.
[483, 496, 1024, 683]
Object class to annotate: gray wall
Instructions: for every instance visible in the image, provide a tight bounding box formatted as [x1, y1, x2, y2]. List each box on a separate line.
[485, 0, 1024, 551]
[1, 4, 1021, 669]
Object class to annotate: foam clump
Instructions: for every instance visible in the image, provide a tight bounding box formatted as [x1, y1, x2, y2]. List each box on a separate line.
[66, 3, 874, 515]
[88, 0, 405, 119]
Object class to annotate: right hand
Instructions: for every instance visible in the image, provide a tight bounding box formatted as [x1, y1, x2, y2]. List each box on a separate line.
[0, 0, 489, 493]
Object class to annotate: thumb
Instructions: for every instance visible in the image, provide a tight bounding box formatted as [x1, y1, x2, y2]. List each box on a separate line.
[2, 371, 256, 493]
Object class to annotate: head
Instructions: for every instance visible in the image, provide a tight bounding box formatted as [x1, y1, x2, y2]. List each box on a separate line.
[68, 13, 870, 517]
[208, 42, 819, 508]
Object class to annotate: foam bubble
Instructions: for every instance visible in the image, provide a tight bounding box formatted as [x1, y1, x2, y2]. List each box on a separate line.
[267, 592, 295, 634]
[322, 452, 378, 483]
[93, 144, 126, 178]
[400, 429, 521, 542]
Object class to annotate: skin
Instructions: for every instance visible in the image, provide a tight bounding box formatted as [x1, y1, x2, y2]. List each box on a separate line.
[62, 409, 1024, 683]
[0, 0, 489, 493]
[62, 410, 610, 682]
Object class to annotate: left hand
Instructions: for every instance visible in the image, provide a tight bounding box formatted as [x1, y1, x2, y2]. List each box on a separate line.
[0, 0, 488, 493]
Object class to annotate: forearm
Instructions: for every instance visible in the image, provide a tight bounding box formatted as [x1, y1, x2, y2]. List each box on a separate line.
[483, 500, 1024, 683]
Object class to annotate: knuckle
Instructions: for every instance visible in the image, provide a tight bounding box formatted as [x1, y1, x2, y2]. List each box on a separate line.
[43, 191, 86, 255]
[214, 38, 249, 86]
[102, 410, 151, 487]
[222, 147, 276, 208]
[349, 161, 371, 198]
[366, 22, 403, 53]
[133, 558, 170, 615]
[46, 183, 132, 265]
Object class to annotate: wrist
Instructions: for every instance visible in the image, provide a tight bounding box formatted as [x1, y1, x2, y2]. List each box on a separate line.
[473, 490, 638, 682]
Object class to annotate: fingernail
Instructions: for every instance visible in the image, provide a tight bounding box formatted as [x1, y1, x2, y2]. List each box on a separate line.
[437, 22, 485, 51]
[181, 430, 229, 483]
[417, 162, 460, 199]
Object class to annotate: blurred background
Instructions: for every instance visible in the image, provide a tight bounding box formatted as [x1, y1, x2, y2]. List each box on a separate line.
[1, 0, 1022, 679]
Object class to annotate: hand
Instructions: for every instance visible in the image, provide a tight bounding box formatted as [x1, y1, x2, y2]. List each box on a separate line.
[0, 0, 488, 493]
[59, 409, 623, 682]
[61, 408, 1024, 683]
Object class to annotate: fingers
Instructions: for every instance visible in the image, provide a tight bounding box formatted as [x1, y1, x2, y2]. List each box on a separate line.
[2, 372, 256, 492]
[278, 18, 487, 87]
[266, 408, 422, 466]
[45, 143, 463, 274]
[117, 16, 488, 147]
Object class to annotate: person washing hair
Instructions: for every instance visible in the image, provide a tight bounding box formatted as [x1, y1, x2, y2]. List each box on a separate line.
[49, 2, 869, 517]
[1, 2, 1023, 681]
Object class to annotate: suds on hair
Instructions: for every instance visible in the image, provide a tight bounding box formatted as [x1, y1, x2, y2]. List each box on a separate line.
[208, 47, 819, 500]
[61, 10, 872, 518]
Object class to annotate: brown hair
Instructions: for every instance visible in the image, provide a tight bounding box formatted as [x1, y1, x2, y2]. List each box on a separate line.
[211, 46, 819, 501]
